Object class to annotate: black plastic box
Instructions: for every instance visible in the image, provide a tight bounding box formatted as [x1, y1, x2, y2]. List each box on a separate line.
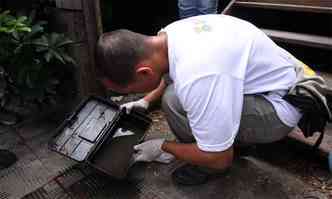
[49, 96, 151, 179]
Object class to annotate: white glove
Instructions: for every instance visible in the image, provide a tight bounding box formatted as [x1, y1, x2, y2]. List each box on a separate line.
[120, 98, 149, 114]
[133, 138, 175, 164]
[155, 151, 175, 164]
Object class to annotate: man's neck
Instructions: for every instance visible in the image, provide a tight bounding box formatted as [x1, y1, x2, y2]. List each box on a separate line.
[159, 32, 169, 75]
[149, 33, 169, 75]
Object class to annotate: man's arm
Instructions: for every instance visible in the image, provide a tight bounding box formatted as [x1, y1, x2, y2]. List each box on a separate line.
[120, 78, 167, 113]
[161, 141, 233, 170]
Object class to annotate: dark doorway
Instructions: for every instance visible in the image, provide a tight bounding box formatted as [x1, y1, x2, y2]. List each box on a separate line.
[100, 0, 179, 35]
[100, 0, 231, 35]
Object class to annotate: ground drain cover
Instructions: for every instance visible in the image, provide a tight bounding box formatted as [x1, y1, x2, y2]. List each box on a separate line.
[0, 192, 10, 199]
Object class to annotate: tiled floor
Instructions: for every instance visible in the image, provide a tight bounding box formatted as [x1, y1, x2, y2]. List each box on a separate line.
[0, 120, 75, 199]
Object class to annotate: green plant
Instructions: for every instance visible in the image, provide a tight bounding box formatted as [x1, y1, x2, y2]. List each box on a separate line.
[0, 10, 76, 108]
[0, 10, 31, 33]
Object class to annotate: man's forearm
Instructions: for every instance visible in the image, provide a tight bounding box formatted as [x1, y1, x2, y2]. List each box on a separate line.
[161, 141, 233, 170]
[143, 78, 167, 104]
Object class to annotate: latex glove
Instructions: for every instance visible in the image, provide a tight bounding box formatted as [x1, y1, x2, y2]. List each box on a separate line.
[155, 151, 175, 164]
[120, 98, 149, 114]
[133, 138, 175, 164]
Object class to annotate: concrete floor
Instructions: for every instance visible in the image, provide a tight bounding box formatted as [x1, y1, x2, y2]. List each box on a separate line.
[0, 110, 331, 199]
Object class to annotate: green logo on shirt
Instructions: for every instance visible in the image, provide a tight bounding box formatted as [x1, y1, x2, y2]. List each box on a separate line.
[194, 20, 212, 33]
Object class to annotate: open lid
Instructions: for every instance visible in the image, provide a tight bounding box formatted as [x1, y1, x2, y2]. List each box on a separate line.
[49, 96, 121, 162]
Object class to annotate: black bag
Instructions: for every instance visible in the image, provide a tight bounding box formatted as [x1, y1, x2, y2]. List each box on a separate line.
[284, 86, 331, 148]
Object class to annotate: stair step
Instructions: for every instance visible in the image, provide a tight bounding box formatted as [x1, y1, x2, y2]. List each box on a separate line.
[261, 29, 332, 50]
[234, 1, 332, 14]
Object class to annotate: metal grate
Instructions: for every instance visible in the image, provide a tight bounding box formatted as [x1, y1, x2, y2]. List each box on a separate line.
[22, 163, 168, 199]
[22, 165, 86, 199]
[0, 192, 9, 199]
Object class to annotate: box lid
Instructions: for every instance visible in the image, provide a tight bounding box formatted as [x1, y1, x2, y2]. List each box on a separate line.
[49, 96, 152, 179]
[49, 96, 121, 162]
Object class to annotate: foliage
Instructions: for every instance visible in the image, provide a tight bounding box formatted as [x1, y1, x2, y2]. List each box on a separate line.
[0, 9, 76, 107]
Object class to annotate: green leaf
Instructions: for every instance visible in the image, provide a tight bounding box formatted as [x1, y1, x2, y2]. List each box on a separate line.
[12, 31, 19, 40]
[56, 39, 75, 48]
[31, 24, 43, 34]
[16, 22, 26, 27]
[32, 59, 42, 67]
[14, 44, 24, 54]
[50, 33, 59, 46]
[17, 16, 28, 23]
[6, 19, 16, 26]
[62, 52, 77, 65]
[23, 24, 44, 41]
[50, 49, 65, 64]
[30, 37, 49, 48]
[5, 15, 15, 23]
[26, 73, 34, 88]
[6, 28, 14, 33]
[17, 27, 31, 32]
[35, 46, 48, 52]
[40, 35, 49, 45]
[0, 27, 8, 32]
[44, 51, 52, 62]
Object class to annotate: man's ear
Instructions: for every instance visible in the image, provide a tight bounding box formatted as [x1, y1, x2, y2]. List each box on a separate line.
[135, 65, 153, 77]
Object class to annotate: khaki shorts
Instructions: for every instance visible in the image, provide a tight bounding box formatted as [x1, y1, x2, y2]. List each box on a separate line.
[235, 95, 293, 145]
[162, 85, 294, 146]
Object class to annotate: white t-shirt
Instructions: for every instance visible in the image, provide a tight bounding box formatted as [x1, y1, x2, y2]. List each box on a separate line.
[162, 14, 302, 152]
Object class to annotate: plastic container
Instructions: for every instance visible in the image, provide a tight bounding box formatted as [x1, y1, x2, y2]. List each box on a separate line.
[49, 96, 151, 179]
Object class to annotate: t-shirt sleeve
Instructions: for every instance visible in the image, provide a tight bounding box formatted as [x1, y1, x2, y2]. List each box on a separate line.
[178, 74, 244, 152]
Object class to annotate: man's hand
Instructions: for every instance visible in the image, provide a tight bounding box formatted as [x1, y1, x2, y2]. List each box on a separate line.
[162, 141, 234, 170]
[120, 98, 149, 114]
[133, 138, 175, 164]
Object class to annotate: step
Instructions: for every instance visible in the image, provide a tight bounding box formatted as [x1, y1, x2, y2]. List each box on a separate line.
[261, 29, 332, 50]
[234, 1, 332, 14]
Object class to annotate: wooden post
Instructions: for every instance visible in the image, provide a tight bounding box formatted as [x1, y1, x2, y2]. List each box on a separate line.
[55, 0, 104, 98]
